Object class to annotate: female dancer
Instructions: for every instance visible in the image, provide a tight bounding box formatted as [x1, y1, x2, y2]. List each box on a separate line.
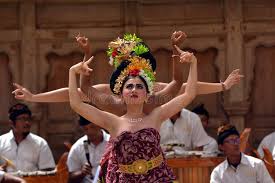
[68, 45, 197, 182]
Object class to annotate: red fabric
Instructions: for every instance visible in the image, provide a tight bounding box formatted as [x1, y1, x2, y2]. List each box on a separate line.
[100, 128, 175, 183]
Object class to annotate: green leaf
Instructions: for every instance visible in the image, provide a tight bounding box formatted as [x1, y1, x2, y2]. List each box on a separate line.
[106, 47, 114, 56]
[133, 44, 149, 55]
[114, 58, 119, 68]
[124, 33, 142, 42]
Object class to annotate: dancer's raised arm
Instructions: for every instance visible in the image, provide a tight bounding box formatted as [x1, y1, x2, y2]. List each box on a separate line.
[76, 33, 94, 94]
[76, 34, 126, 115]
[69, 57, 119, 133]
[153, 46, 197, 124]
[150, 31, 186, 107]
[76, 34, 113, 96]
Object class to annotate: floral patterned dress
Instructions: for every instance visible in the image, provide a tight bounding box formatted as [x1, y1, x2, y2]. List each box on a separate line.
[99, 128, 175, 183]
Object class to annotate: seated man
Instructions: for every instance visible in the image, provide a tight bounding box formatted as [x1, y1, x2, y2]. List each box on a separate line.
[257, 131, 275, 160]
[160, 108, 218, 156]
[192, 104, 218, 152]
[0, 103, 55, 172]
[67, 116, 109, 183]
[192, 104, 210, 130]
[0, 170, 26, 183]
[210, 124, 273, 183]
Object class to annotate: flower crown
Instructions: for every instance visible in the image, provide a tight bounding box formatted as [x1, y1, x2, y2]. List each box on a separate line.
[107, 33, 149, 68]
[113, 56, 156, 95]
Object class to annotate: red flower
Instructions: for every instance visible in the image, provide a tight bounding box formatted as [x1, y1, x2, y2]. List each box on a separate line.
[112, 49, 118, 57]
[129, 69, 140, 76]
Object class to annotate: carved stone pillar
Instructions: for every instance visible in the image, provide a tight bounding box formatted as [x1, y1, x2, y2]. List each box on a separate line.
[224, 0, 247, 131]
[20, 0, 36, 92]
[224, 102, 250, 132]
[19, 1, 42, 134]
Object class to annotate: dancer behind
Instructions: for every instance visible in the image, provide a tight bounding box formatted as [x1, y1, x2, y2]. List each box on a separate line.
[68, 45, 197, 182]
[210, 124, 273, 183]
[12, 32, 243, 116]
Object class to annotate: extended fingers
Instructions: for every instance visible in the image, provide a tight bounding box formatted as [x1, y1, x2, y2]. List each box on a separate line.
[75, 32, 81, 39]
[12, 89, 24, 96]
[175, 34, 183, 42]
[81, 56, 94, 75]
[13, 83, 23, 90]
[86, 56, 94, 64]
[173, 45, 182, 54]
[175, 31, 186, 39]
[180, 52, 193, 63]
[12, 91, 25, 99]
[231, 70, 244, 79]
[12, 89, 21, 94]
[171, 31, 176, 38]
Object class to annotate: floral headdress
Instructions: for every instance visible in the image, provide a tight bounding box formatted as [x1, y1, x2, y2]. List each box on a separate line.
[111, 56, 156, 95]
[107, 33, 149, 68]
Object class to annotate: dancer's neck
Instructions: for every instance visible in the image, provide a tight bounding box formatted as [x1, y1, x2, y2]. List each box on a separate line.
[125, 104, 144, 117]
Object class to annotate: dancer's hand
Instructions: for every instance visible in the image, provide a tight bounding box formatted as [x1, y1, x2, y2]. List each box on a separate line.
[223, 69, 244, 90]
[12, 83, 33, 101]
[173, 45, 197, 64]
[171, 31, 187, 47]
[0, 161, 7, 171]
[70, 56, 94, 76]
[75, 33, 91, 55]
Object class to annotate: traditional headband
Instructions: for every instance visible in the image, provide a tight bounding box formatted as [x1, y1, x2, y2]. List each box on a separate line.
[111, 56, 156, 95]
[217, 124, 240, 144]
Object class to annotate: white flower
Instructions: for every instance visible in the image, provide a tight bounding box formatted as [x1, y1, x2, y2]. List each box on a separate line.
[109, 56, 114, 66]
[139, 69, 154, 94]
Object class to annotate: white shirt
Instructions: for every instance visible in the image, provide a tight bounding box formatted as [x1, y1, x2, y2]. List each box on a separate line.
[204, 136, 219, 153]
[0, 171, 4, 182]
[160, 109, 218, 153]
[257, 132, 275, 160]
[67, 130, 110, 183]
[0, 130, 55, 173]
[210, 153, 274, 183]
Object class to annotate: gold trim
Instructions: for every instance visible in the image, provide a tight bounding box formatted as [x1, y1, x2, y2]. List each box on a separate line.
[118, 154, 163, 175]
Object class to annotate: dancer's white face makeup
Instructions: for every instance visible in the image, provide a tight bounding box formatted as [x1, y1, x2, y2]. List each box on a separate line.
[122, 77, 148, 104]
